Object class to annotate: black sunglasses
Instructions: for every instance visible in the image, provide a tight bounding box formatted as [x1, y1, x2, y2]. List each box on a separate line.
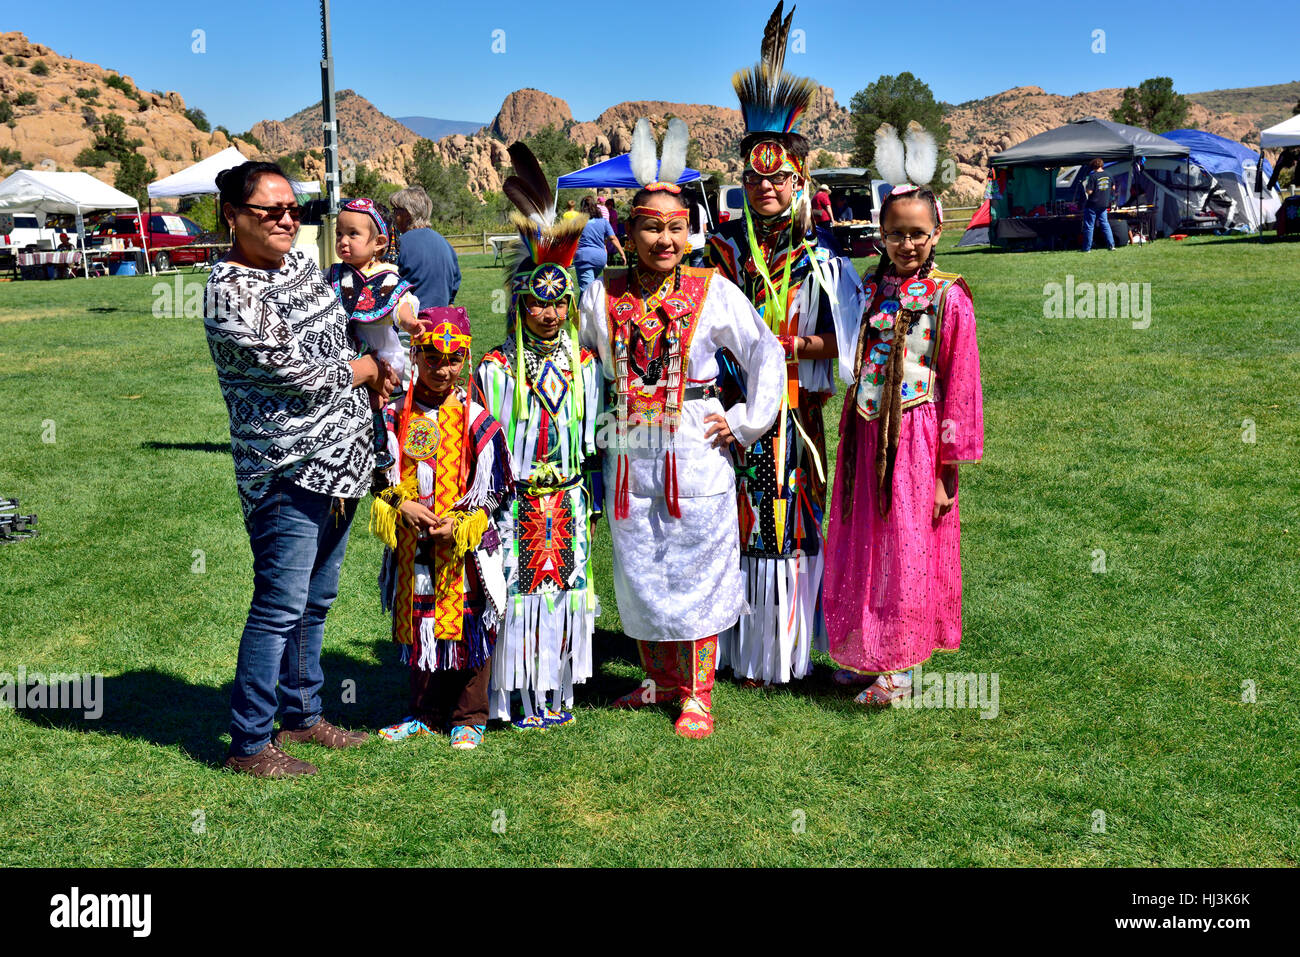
[241, 203, 302, 222]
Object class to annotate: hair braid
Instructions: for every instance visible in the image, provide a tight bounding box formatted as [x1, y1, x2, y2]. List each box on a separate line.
[869, 186, 941, 519]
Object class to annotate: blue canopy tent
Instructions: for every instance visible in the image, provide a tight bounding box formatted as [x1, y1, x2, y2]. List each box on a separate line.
[556, 152, 702, 190]
[1160, 129, 1279, 231]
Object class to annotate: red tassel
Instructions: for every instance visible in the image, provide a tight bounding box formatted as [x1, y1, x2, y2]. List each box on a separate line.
[665, 450, 682, 519]
[615, 453, 630, 521]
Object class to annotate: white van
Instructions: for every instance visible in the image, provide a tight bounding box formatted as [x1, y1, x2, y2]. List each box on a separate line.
[0, 213, 73, 251]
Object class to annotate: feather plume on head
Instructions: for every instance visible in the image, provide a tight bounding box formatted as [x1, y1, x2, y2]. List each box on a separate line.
[500, 141, 585, 309]
[874, 124, 908, 187]
[874, 122, 945, 224]
[733, 2, 817, 138]
[874, 121, 938, 189]
[903, 121, 938, 187]
[628, 116, 691, 191]
[630, 118, 659, 188]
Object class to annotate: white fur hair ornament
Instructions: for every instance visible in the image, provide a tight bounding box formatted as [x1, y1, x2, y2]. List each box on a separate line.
[874, 121, 943, 223]
[630, 116, 690, 191]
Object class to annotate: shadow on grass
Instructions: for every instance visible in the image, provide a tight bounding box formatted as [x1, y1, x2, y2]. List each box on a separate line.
[11, 646, 411, 767]
[140, 441, 228, 454]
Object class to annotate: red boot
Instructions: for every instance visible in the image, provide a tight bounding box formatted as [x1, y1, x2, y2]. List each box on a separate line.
[613, 640, 680, 708]
[675, 636, 716, 739]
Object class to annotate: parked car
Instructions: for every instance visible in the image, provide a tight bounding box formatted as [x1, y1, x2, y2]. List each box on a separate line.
[814, 168, 891, 256]
[0, 213, 81, 251]
[88, 213, 216, 270]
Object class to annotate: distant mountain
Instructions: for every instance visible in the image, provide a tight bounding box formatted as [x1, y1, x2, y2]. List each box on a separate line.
[247, 90, 420, 164]
[395, 116, 485, 140]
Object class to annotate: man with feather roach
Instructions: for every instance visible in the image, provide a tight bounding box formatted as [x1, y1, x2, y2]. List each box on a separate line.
[706, 2, 865, 689]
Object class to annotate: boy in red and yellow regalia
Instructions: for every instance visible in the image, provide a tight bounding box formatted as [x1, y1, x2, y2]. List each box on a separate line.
[371, 306, 512, 751]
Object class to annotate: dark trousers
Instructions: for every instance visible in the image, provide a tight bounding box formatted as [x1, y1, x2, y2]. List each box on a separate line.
[410, 664, 490, 729]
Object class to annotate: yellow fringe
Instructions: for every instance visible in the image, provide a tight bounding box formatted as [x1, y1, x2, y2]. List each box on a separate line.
[380, 474, 419, 506]
[369, 498, 401, 550]
[452, 508, 489, 557]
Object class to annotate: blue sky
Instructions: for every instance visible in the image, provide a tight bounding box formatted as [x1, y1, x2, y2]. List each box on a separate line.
[7, 0, 1294, 132]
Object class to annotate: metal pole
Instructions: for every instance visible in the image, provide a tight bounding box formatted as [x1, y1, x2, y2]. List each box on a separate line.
[319, 0, 339, 268]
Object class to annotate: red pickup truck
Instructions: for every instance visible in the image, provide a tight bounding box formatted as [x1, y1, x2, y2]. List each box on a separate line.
[89, 213, 216, 270]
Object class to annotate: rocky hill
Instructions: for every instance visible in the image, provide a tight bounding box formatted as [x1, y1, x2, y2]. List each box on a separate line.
[0, 32, 258, 183]
[1188, 81, 1300, 131]
[940, 85, 1266, 202]
[364, 85, 856, 199]
[248, 90, 419, 164]
[366, 82, 1279, 206]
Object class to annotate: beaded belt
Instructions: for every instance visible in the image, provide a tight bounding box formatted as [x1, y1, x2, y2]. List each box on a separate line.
[683, 383, 722, 401]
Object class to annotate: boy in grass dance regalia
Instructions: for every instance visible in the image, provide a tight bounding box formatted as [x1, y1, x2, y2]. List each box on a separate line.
[371, 307, 512, 751]
[707, 2, 864, 687]
[478, 143, 604, 731]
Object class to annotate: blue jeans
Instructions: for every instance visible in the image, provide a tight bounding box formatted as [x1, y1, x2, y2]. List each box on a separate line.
[1082, 207, 1114, 251]
[574, 251, 607, 297]
[229, 478, 358, 755]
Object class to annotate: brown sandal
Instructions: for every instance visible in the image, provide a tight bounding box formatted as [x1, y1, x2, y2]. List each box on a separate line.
[223, 743, 318, 778]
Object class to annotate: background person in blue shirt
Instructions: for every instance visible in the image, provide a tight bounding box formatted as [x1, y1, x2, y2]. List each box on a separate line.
[574, 194, 624, 295]
[1081, 158, 1115, 251]
[391, 185, 462, 307]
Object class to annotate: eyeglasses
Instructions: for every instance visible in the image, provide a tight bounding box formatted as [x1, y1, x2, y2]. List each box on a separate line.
[882, 228, 938, 246]
[523, 301, 564, 317]
[743, 171, 793, 188]
[241, 203, 302, 223]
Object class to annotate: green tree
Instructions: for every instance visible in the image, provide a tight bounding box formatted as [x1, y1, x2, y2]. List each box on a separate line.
[849, 72, 951, 182]
[0, 99, 13, 125]
[346, 162, 399, 204]
[30, 59, 48, 76]
[405, 139, 483, 231]
[114, 153, 156, 206]
[94, 113, 143, 162]
[183, 107, 210, 133]
[1110, 77, 1189, 133]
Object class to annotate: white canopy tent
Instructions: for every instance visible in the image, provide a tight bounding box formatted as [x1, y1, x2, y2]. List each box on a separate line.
[0, 169, 148, 278]
[148, 146, 320, 198]
[1260, 115, 1300, 149]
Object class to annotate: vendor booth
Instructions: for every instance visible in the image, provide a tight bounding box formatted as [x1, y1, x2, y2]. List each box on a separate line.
[989, 117, 1188, 250]
[1260, 115, 1300, 238]
[0, 170, 147, 278]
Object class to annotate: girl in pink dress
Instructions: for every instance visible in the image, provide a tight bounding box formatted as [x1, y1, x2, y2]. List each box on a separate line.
[823, 185, 984, 704]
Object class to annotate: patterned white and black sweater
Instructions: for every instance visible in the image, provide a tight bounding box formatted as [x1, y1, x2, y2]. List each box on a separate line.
[204, 248, 372, 520]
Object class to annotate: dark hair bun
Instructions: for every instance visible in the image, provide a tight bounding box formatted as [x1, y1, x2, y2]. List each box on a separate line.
[217, 161, 291, 211]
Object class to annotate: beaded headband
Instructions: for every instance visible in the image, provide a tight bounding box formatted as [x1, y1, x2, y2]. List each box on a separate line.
[342, 197, 388, 238]
[631, 206, 690, 224]
[644, 181, 682, 194]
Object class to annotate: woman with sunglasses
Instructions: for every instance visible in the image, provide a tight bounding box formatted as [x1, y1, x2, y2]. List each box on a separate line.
[706, 4, 864, 691]
[205, 161, 399, 777]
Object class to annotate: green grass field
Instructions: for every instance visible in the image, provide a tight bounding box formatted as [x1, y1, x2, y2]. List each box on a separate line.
[1, 234, 1297, 867]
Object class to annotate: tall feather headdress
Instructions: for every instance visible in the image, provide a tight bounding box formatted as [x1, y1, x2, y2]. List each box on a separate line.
[732, 2, 817, 137]
[501, 141, 586, 307]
